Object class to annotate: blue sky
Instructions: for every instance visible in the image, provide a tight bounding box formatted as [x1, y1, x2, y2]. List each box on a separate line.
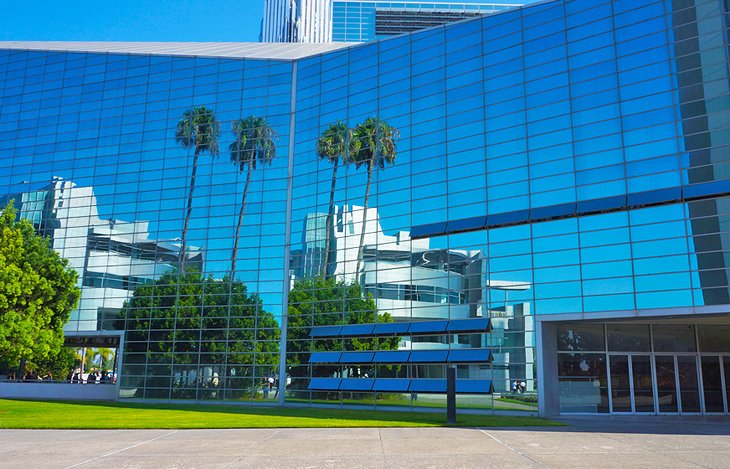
[1, 0, 265, 42]
[2, 0, 531, 43]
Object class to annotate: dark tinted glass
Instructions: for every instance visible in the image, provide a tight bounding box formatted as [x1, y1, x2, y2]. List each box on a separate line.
[697, 325, 730, 352]
[606, 324, 651, 352]
[652, 325, 697, 352]
[557, 324, 605, 351]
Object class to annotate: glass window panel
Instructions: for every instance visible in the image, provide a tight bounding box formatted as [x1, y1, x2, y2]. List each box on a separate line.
[677, 355, 701, 413]
[607, 324, 651, 352]
[724, 358, 730, 412]
[652, 324, 697, 352]
[654, 355, 678, 413]
[558, 352, 609, 413]
[557, 324, 605, 352]
[631, 355, 656, 412]
[701, 356, 725, 413]
[609, 355, 632, 412]
[697, 325, 730, 352]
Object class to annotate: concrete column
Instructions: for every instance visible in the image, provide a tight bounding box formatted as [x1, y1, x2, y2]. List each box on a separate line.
[537, 320, 560, 417]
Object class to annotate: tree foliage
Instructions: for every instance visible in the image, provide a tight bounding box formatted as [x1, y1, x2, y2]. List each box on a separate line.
[317, 121, 349, 166]
[121, 271, 280, 397]
[175, 105, 221, 156]
[0, 201, 80, 369]
[286, 276, 399, 384]
[348, 117, 398, 171]
[316, 121, 349, 275]
[229, 116, 278, 172]
[228, 115, 278, 274]
[348, 117, 399, 277]
[175, 105, 220, 270]
[28, 347, 77, 380]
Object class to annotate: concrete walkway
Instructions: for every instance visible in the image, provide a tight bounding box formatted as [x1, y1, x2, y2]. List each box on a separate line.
[1, 416, 729, 468]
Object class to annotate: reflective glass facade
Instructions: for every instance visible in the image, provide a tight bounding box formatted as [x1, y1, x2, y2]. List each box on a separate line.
[2, 0, 730, 415]
[333, 0, 517, 42]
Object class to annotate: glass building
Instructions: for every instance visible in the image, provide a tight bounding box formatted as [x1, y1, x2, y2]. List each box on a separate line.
[2, 0, 730, 416]
[332, 0, 519, 42]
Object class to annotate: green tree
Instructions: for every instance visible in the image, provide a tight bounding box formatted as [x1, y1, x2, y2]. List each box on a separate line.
[228, 115, 278, 274]
[286, 276, 399, 388]
[175, 106, 220, 270]
[29, 347, 76, 380]
[85, 347, 114, 374]
[348, 117, 399, 278]
[121, 271, 280, 399]
[0, 201, 80, 376]
[316, 121, 349, 276]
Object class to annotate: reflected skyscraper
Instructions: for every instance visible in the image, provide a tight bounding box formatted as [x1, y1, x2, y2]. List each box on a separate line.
[332, 0, 520, 42]
[261, 0, 520, 43]
[261, 0, 334, 42]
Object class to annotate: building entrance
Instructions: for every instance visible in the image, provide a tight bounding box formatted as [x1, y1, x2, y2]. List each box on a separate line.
[608, 354, 654, 413]
[700, 355, 730, 413]
[602, 352, 730, 415]
[556, 322, 730, 415]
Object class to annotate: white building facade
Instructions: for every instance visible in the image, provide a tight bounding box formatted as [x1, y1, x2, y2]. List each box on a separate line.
[261, 0, 333, 43]
[4, 177, 201, 333]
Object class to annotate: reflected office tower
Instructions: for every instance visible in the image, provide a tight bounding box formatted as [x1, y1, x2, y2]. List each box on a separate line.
[332, 0, 520, 42]
[261, 0, 519, 43]
[1, 177, 203, 332]
[261, 0, 333, 43]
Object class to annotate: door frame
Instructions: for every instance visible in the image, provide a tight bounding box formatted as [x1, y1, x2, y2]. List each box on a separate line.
[607, 352, 714, 415]
[607, 352, 656, 414]
[698, 353, 730, 414]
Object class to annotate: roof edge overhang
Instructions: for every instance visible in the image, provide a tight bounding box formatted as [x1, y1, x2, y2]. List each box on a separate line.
[0, 41, 357, 60]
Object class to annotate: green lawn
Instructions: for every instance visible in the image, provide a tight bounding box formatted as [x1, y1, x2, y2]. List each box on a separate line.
[0, 399, 561, 429]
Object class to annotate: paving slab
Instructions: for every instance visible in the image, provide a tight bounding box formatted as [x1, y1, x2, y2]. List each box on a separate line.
[1, 416, 729, 468]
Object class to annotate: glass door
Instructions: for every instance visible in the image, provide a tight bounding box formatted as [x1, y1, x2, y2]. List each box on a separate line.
[609, 355, 631, 412]
[609, 354, 655, 413]
[677, 355, 701, 413]
[654, 355, 678, 413]
[701, 356, 725, 413]
[722, 355, 730, 413]
[631, 355, 655, 412]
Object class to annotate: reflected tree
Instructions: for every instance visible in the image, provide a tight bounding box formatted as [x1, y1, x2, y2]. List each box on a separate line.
[175, 106, 220, 270]
[228, 116, 278, 274]
[286, 276, 399, 387]
[316, 121, 349, 276]
[121, 271, 280, 398]
[348, 117, 399, 279]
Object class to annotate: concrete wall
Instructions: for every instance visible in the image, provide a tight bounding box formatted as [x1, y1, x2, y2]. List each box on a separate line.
[536, 321, 560, 417]
[0, 382, 117, 401]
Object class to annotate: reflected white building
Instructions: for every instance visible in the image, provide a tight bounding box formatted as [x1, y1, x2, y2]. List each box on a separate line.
[290, 204, 533, 389]
[291, 204, 483, 319]
[4, 177, 202, 332]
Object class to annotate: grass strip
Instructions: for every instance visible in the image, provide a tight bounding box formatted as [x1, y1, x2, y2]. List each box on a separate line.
[0, 399, 561, 429]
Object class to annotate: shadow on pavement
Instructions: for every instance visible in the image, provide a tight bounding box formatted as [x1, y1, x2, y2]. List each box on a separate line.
[491, 414, 730, 436]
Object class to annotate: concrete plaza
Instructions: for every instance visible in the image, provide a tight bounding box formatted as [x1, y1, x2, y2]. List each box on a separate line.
[1, 416, 729, 468]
